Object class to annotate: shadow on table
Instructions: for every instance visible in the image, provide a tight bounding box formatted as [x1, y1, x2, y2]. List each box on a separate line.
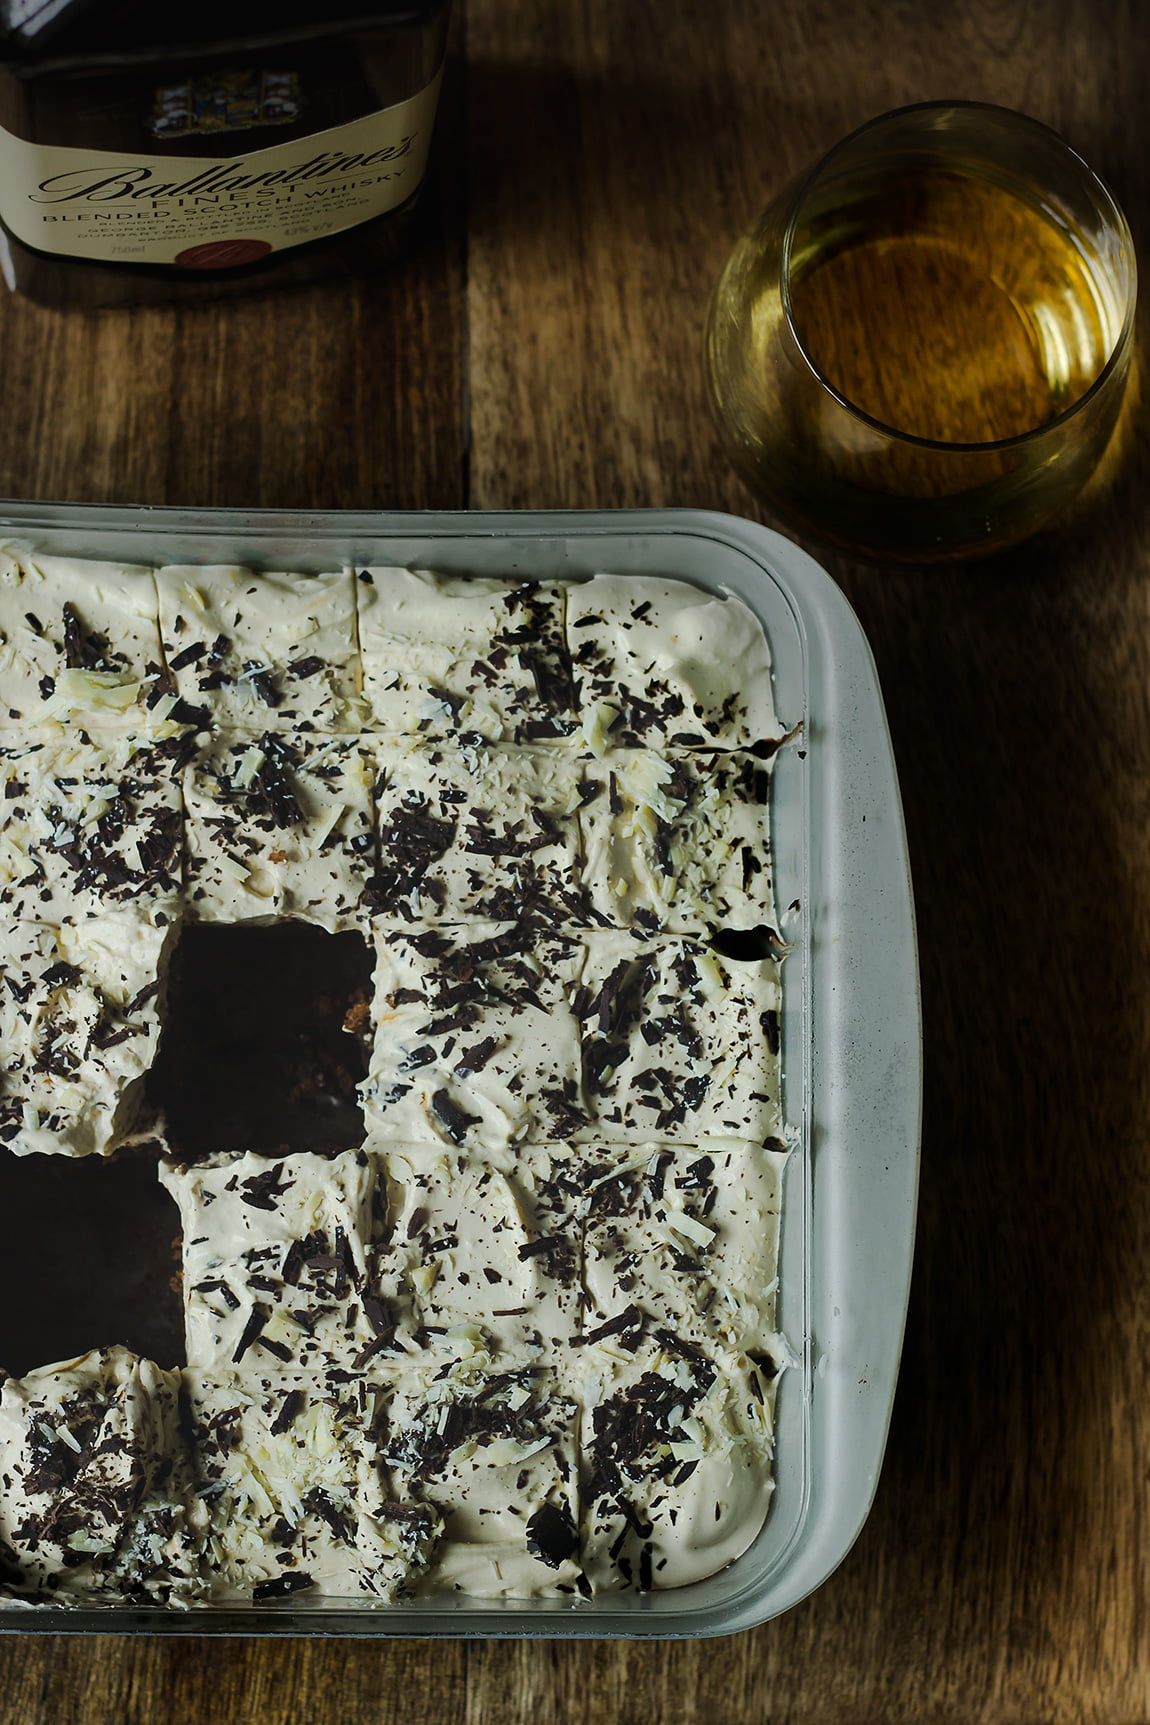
[804, 331, 1150, 1685]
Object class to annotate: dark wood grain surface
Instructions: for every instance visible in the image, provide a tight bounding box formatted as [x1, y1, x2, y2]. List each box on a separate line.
[0, 1, 1148, 1720]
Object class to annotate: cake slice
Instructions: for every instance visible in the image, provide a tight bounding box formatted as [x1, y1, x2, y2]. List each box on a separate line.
[182, 1366, 441, 1602]
[0, 547, 165, 734]
[574, 1334, 776, 1592]
[360, 921, 588, 1149]
[378, 1350, 584, 1598]
[369, 1143, 585, 1357]
[159, 1150, 387, 1374]
[0, 733, 184, 924]
[368, 738, 592, 926]
[183, 732, 375, 931]
[577, 1139, 785, 1357]
[0, 1346, 200, 1604]
[0, 915, 174, 1157]
[156, 565, 362, 733]
[356, 568, 575, 743]
[565, 574, 781, 752]
[573, 934, 783, 1142]
[577, 749, 776, 935]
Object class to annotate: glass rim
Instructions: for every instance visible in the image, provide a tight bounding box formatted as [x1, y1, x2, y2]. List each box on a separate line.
[778, 98, 1138, 455]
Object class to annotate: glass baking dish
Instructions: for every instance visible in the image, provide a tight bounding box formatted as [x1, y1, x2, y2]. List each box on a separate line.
[0, 502, 920, 1639]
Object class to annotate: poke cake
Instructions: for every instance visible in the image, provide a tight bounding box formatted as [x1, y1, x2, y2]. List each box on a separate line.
[0, 548, 790, 1607]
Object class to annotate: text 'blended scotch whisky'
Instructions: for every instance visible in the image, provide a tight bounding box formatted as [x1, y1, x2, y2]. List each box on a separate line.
[0, 0, 451, 305]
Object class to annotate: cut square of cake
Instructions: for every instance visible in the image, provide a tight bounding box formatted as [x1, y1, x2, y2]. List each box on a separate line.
[0, 734, 184, 924]
[182, 1366, 441, 1602]
[565, 573, 781, 752]
[0, 547, 165, 734]
[156, 566, 362, 734]
[574, 1335, 776, 1593]
[0, 1346, 200, 1604]
[0, 915, 174, 1157]
[368, 739, 592, 926]
[183, 732, 376, 931]
[356, 568, 576, 743]
[573, 934, 783, 1142]
[369, 1143, 585, 1356]
[159, 1150, 387, 1375]
[577, 749, 776, 935]
[377, 1350, 583, 1598]
[360, 920, 588, 1149]
[577, 1139, 785, 1357]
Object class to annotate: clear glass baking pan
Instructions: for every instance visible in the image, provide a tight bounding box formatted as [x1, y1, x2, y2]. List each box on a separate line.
[0, 503, 920, 1639]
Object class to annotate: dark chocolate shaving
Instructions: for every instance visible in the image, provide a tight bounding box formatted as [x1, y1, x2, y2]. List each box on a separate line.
[361, 1296, 395, 1342]
[578, 1304, 646, 1347]
[269, 1390, 304, 1436]
[244, 662, 282, 708]
[517, 1237, 564, 1261]
[253, 1572, 314, 1601]
[288, 656, 325, 680]
[42, 961, 83, 989]
[195, 1277, 241, 1312]
[168, 641, 207, 672]
[239, 1167, 289, 1211]
[452, 1036, 498, 1078]
[255, 1334, 293, 1363]
[430, 1088, 480, 1144]
[231, 1305, 268, 1363]
[303, 1487, 354, 1546]
[61, 603, 84, 670]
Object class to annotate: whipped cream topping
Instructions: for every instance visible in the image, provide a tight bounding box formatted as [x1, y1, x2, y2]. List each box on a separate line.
[577, 1138, 784, 1357]
[576, 1337, 777, 1592]
[0, 555, 789, 1606]
[578, 749, 777, 935]
[0, 1346, 198, 1604]
[361, 921, 588, 1150]
[0, 734, 184, 924]
[566, 573, 780, 751]
[574, 935, 782, 1142]
[380, 1351, 582, 1598]
[183, 733, 375, 930]
[183, 1365, 440, 1602]
[373, 1143, 586, 1357]
[0, 547, 165, 735]
[156, 566, 363, 735]
[0, 915, 174, 1157]
[369, 737, 591, 926]
[357, 568, 575, 744]
[159, 1149, 382, 1374]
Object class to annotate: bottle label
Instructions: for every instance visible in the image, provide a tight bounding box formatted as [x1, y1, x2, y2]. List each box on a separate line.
[0, 69, 442, 267]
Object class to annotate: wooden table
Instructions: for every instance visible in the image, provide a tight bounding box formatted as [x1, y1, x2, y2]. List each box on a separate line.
[0, 1, 1147, 1719]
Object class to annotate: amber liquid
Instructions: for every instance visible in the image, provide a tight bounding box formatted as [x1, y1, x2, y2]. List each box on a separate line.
[786, 168, 1114, 444]
[707, 157, 1131, 557]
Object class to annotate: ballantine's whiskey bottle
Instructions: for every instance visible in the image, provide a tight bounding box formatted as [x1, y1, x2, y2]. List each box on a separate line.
[0, 0, 451, 305]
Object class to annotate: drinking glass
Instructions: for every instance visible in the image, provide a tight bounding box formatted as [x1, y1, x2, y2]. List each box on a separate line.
[704, 102, 1137, 561]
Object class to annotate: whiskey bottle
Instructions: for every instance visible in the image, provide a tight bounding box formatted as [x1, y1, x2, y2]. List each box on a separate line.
[0, 0, 451, 306]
